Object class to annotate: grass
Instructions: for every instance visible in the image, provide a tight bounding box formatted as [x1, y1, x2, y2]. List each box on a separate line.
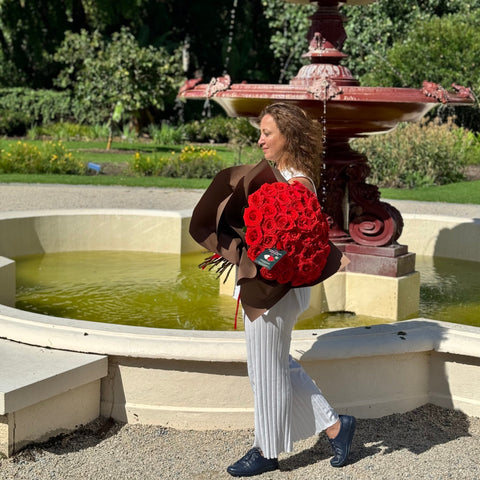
[0, 138, 244, 168]
[0, 173, 211, 189]
[0, 137, 478, 204]
[380, 180, 480, 204]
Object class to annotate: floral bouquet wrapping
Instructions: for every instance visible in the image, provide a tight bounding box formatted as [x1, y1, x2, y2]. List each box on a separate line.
[189, 159, 347, 321]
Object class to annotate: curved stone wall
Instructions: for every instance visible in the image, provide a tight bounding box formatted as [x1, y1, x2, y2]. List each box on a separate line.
[1, 209, 479, 428]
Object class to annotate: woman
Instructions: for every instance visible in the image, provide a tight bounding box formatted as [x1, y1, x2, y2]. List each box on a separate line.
[227, 103, 356, 477]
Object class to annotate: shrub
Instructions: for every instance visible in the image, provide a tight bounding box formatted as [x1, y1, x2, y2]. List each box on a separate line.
[183, 116, 258, 144]
[148, 123, 185, 145]
[0, 110, 32, 136]
[130, 145, 223, 178]
[0, 140, 85, 174]
[54, 28, 183, 126]
[27, 122, 109, 141]
[0, 88, 72, 128]
[351, 119, 471, 188]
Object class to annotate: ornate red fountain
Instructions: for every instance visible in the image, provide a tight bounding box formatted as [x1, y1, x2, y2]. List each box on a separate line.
[179, 0, 474, 308]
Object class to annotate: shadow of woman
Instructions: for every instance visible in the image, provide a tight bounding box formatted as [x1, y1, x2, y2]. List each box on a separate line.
[280, 319, 475, 470]
[280, 404, 471, 470]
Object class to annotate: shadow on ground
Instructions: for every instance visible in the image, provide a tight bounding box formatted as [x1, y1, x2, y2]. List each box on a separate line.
[280, 403, 470, 471]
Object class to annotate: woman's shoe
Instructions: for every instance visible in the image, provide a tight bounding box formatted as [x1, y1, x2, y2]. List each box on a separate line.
[328, 415, 356, 467]
[227, 447, 279, 477]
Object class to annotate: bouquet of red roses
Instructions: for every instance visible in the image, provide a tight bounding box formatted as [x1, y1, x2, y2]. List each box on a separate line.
[190, 159, 344, 321]
[243, 181, 331, 287]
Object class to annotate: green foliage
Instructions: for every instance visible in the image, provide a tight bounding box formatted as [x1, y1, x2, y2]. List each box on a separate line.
[148, 123, 186, 146]
[0, 88, 72, 133]
[27, 122, 110, 141]
[183, 116, 258, 144]
[352, 119, 472, 188]
[357, 11, 480, 130]
[0, 110, 31, 136]
[23, 116, 259, 147]
[53, 27, 183, 125]
[0, 0, 80, 88]
[381, 180, 480, 205]
[343, 0, 480, 81]
[360, 12, 480, 90]
[0, 140, 85, 174]
[130, 145, 224, 178]
[261, 0, 316, 82]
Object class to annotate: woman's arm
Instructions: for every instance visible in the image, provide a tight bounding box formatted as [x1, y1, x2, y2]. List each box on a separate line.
[288, 176, 316, 193]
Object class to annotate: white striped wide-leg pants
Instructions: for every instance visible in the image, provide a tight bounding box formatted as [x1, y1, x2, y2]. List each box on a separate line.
[244, 287, 338, 459]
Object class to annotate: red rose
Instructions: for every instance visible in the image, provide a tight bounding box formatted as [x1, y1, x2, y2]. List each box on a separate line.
[261, 202, 278, 218]
[296, 216, 309, 231]
[247, 244, 264, 262]
[292, 259, 317, 286]
[248, 190, 265, 208]
[276, 190, 292, 205]
[260, 266, 277, 281]
[285, 207, 299, 221]
[276, 213, 295, 231]
[262, 216, 278, 235]
[260, 183, 277, 196]
[262, 234, 277, 249]
[307, 195, 320, 211]
[245, 225, 263, 246]
[273, 256, 294, 284]
[283, 183, 302, 198]
[244, 206, 263, 227]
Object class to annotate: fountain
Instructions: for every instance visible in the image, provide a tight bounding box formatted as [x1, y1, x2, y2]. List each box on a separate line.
[179, 0, 474, 320]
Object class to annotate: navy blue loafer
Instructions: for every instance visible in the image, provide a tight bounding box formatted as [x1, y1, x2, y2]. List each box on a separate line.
[328, 415, 356, 467]
[227, 447, 279, 477]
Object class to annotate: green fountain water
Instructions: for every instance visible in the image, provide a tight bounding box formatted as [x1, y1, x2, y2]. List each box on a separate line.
[14, 251, 480, 331]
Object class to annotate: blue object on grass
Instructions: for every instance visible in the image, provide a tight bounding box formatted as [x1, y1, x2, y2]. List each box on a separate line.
[87, 162, 101, 173]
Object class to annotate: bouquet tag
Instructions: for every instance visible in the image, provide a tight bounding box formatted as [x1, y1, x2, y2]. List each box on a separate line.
[254, 248, 287, 270]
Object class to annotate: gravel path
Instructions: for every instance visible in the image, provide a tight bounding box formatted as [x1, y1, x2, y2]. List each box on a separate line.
[1, 184, 480, 479]
[1, 182, 480, 218]
[1, 404, 479, 479]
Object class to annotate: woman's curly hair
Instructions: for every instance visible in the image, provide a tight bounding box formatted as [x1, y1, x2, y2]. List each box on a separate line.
[259, 103, 323, 187]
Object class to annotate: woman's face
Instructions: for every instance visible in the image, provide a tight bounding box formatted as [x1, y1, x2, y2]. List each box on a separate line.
[258, 114, 287, 165]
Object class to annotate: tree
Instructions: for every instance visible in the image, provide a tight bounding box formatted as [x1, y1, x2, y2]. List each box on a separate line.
[342, 0, 480, 81]
[261, 0, 316, 82]
[54, 27, 183, 147]
[0, 0, 89, 87]
[360, 11, 480, 130]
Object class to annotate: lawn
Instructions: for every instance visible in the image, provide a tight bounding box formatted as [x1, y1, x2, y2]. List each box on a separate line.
[380, 180, 480, 205]
[0, 138, 478, 204]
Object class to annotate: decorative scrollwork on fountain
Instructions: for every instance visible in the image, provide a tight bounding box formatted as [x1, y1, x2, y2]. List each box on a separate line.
[307, 76, 343, 101]
[348, 201, 403, 247]
[206, 74, 232, 98]
[346, 152, 403, 246]
[178, 77, 203, 96]
[422, 81, 450, 104]
[452, 83, 475, 101]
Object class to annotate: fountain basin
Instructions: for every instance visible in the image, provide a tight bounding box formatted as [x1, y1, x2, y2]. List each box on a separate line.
[0, 208, 479, 444]
[182, 84, 464, 137]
